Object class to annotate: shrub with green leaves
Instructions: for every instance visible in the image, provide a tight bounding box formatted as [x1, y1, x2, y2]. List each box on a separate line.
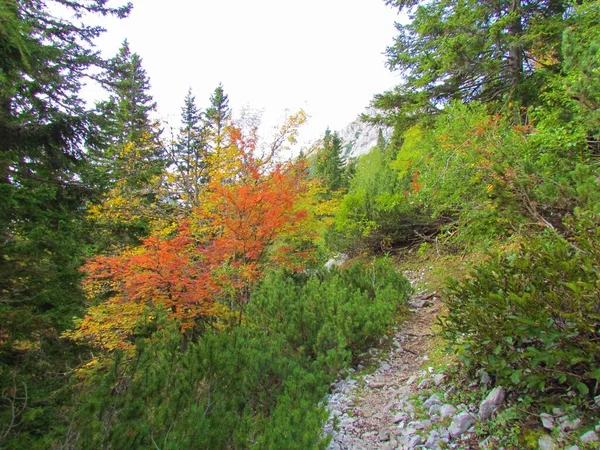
[442, 232, 600, 402]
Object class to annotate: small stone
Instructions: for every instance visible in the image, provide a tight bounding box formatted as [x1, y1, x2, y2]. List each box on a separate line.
[560, 417, 582, 432]
[429, 404, 441, 416]
[538, 435, 558, 450]
[381, 362, 391, 371]
[580, 430, 599, 444]
[393, 412, 409, 424]
[357, 364, 364, 371]
[418, 378, 433, 389]
[444, 386, 456, 399]
[567, 446, 581, 450]
[408, 435, 424, 448]
[540, 413, 554, 430]
[424, 394, 442, 408]
[430, 414, 440, 422]
[406, 375, 417, 385]
[440, 404, 457, 419]
[408, 420, 429, 430]
[479, 400, 496, 420]
[425, 430, 441, 448]
[480, 371, 492, 386]
[485, 386, 506, 405]
[479, 437, 492, 449]
[448, 412, 476, 439]
[552, 407, 566, 417]
[378, 430, 391, 442]
[369, 382, 385, 389]
[433, 373, 445, 386]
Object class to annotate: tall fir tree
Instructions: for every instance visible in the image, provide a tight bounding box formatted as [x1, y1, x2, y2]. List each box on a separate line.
[206, 83, 231, 153]
[0, 0, 130, 446]
[378, 0, 571, 124]
[314, 129, 347, 193]
[167, 89, 210, 209]
[88, 41, 168, 247]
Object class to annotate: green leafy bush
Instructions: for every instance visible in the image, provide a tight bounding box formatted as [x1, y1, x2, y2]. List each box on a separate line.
[442, 230, 600, 401]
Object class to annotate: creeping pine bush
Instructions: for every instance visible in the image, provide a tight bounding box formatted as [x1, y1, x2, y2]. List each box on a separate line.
[442, 234, 600, 402]
[72, 259, 410, 449]
[247, 258, 412, 372]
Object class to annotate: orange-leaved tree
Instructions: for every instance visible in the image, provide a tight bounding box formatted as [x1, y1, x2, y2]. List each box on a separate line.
[67, 120, 318, 351]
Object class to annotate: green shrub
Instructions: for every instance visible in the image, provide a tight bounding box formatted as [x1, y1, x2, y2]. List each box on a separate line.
[442, 232, 600, 401]
[71, 259, 410, 449]
[246, 258, 412, 369]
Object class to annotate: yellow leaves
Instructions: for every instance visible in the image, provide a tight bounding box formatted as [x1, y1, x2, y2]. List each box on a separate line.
[63, 298, 144, 353]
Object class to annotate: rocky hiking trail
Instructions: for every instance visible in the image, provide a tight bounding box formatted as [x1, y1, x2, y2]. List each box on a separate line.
[324, 269, 447, 450]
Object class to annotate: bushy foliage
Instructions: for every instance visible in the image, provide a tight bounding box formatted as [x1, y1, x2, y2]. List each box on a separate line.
[329, 143, 429, 252]
[247, 259, 412, 369]
[70, 260, 410, 449]
[442, 165, 600, 402]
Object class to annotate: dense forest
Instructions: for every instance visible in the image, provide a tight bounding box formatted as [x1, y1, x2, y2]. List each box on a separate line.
[1, 0, 599, 448]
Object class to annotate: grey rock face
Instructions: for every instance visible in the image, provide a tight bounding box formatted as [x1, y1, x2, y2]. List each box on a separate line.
[336, 110, 393, 158]
[448, 412, 476, 439]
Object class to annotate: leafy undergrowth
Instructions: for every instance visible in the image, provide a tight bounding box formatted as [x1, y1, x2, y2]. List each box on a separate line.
[66, 259, 412, 450]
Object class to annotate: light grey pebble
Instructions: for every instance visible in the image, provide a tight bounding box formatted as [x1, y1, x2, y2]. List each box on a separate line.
[538, 435, 558, 450]
[393, 412, 409, 424]
[429, 404, 441, 416]
[485, 386, 506, 405]
[378, 430, 391, 442]
[424, 394, 442, 408]
[440, 404, 457, 419]
[408, 435, 424, 448]
[580, 430, 599, 444]
[560, 417, 582, 432]
[433, 373, 445, 386]
[479, 400, 497, 420]
[448, 412, 476, 439]
[425, 430, 440, 448]
[480, 371, 492, 386]
[540, 413, 554, 430]
[381, 362, 391, 371]
[444, 386, 456, 399]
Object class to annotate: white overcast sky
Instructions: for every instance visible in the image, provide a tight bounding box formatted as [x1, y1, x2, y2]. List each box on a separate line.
[90, 0, 401, 146]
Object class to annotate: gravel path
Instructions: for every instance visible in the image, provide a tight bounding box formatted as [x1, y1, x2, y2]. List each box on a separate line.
[324, 270, 442, 450]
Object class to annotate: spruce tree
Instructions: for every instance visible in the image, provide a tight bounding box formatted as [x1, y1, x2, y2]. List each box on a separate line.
[89, 42, 167, 247]
[168, 89, 210, 209]
[379, 0, 570, 122]
[205, 83, 231, 154]
[314, 129, 347, 192]
[0, 0, 130, 446]
[94, 40, 163, 186]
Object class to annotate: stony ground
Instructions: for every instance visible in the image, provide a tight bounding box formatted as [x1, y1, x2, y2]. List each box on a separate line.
[324, 270, 444, 450]
[323, 267, 600, 450]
